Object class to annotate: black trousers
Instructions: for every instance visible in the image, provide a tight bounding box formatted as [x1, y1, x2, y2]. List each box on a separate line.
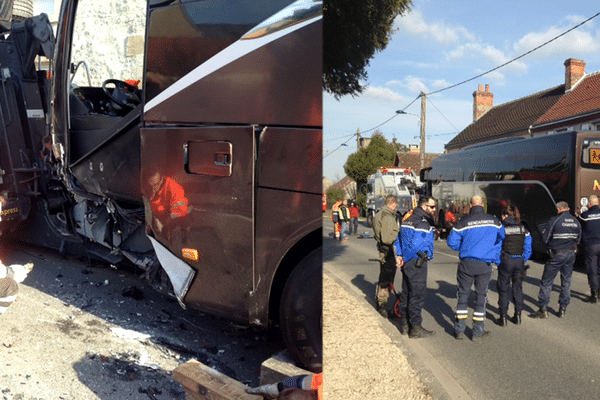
[585, 243, 600, 291]
[376, 248, 397, 306]
[399, 258, 428, 326]
[497, 256, 525, 315]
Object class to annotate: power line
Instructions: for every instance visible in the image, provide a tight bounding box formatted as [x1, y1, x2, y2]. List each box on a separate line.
[326, 11, 600, 153]
[425, 11, 600, 96]
[426, 96, 460, 133]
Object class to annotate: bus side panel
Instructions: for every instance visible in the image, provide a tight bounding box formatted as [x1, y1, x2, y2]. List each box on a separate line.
[576, 132, 600, 214]
[252, 127, 321, 324]
[434, 181, 556, 256]
[254, 189, 321, 324]
[140, 126, 255, 322]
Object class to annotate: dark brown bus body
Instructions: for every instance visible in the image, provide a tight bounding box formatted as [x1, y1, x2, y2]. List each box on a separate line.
[0, 0, 322, 371]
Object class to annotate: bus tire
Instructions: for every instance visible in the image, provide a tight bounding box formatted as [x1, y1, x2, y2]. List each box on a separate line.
[279, 247, 322, 373]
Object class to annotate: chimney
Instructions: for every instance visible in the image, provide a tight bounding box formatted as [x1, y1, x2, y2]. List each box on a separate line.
[473, 84, 493, 122]
[564, 58, 586, 91]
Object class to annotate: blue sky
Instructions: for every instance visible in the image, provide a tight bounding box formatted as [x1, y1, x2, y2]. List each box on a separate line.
[323, 1, 600, 181]
[34, 0, 55, 14]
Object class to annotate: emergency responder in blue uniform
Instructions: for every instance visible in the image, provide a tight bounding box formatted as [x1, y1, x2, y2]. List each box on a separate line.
[578, 195, 600, 303]
[530, 201, 581, 319]
[447, 196, 505, 341]
[496, 205, 532, 326]
[393, 196, 437, 338]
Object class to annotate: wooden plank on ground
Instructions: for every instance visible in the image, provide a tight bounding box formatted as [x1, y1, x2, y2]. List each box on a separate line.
[173, 359, 261, 400]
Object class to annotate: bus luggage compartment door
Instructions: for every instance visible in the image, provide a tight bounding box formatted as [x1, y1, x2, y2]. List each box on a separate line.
[140, 125, 255, 321]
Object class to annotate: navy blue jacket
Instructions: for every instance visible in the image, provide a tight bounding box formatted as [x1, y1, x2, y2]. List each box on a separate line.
[394, 207, 435, 262]
[543, 211, 581, 250]
[578, 205, 600, 246]
[502, 216, 532, 261]
[447, 206, 505, 264]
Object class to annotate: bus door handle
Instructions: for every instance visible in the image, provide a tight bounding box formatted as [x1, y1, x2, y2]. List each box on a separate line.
[214, 152, 230, 167]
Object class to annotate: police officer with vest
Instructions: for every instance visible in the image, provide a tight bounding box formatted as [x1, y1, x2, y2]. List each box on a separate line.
[393, 196, 437, 338]
[530, 201, 581, 319]
[372, 195, 400, 317]
[578, 194, 600, 303]
[497, 204, 532, 326]
[447, 196, 505, 341]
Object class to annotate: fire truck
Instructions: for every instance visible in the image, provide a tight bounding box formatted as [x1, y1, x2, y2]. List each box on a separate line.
[0, 0, 322, 371]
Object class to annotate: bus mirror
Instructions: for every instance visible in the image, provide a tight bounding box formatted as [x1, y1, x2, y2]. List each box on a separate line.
[420, 167, 431, 182]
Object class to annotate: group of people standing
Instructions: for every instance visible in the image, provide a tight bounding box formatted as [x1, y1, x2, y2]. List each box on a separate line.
[331, 198, 360, 242]
[373, 193, 596, 342]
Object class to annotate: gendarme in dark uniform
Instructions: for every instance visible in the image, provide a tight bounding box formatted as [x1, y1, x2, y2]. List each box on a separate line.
[531, 201, 581, 319]
[393, 196, 437, 338]
[447, 196, 505, 341]
[578, 195, 600, 303]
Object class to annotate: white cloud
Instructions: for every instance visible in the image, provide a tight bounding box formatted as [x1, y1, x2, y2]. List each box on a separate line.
[432, 79, 451, 89]
[395, 9, 475, 46]
[513, 24, 600, 59]
[362, 86, 406, 102]
[446, 42, 527, 76]
[386, 76, 428, 94]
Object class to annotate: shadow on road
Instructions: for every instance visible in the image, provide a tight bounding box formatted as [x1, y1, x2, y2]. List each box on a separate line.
[0, 240, 283, 395]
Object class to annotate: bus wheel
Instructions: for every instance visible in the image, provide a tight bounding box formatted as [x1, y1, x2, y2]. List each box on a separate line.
[279, 247, 322, 373]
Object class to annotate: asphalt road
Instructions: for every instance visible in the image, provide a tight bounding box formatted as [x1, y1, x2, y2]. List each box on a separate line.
[324, 219, 600, 400]
[0, 240, 285, 398]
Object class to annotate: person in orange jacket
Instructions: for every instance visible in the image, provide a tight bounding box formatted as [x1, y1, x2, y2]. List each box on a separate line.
[146, 170, 189, 234]
[331, 199, 342, 240]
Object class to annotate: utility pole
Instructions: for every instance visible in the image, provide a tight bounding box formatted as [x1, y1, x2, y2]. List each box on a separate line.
[356, 128, 361, 151]
[419, 92, 426, 171]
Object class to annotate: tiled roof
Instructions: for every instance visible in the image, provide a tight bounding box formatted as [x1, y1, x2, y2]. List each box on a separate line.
[446, 85, 564, 150]
[393, 152, 441, 172]
[330, 176, 354, 190]
[535, 72, 600, 126]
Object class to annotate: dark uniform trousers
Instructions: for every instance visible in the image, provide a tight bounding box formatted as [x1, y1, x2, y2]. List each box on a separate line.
[538, 250, 576, 309]
[584, 243, 600, 292]
[455, 259, 493, 336]
[398, 258, 428, 326]
[497, 256, 526, 315]
[376, 247, 397, 306]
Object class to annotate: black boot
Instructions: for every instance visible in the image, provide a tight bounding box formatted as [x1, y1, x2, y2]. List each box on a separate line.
[558, 306, 566, 318]
[590, 289, 598, 304]
[399, 320, 409, 335]
[513, 311, 522, 325]
[409, 325, 436, 338]
[376, 304, 389, 318]
[529, 307, 548, 319]
[498, 314, 508, 327]
[471, 331, 491, 342]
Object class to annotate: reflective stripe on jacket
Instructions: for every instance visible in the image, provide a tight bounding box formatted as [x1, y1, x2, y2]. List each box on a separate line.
[543, 211, 581, 250]
[447, 206, 505, 264]
[578, 205, 600, 245]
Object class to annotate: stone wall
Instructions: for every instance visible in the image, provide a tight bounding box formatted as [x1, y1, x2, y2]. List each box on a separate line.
[34, 0, 146, 87]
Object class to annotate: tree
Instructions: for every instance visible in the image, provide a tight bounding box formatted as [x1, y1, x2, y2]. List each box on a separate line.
[323, 0, 413, 99]
[344, 131, 397, 191]
[391, 137, 409, 153]
[326, 186, 347, 209]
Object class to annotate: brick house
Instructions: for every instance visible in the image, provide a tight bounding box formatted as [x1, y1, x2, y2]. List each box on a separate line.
[446, 58, 600, 151]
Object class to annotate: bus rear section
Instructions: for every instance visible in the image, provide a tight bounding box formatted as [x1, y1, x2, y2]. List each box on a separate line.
[424, 130, 600, 257]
